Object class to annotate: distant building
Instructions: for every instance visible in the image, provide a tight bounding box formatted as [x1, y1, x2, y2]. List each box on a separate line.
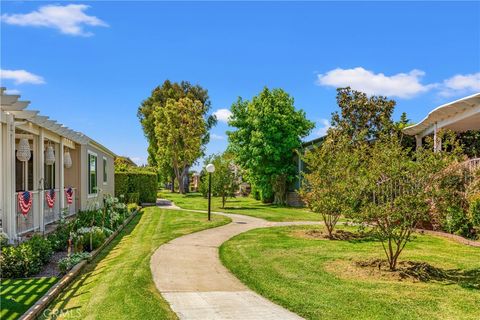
[287, 136, 325, 207]
[403, 93, 480, 152]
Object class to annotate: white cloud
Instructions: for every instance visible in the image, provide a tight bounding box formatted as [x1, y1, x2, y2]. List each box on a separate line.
[439, 72, 480, 97]
[1, 69, 45, 84]
[211, 133, 226, 141]
[316, 67, 433, 99]
[130, 156, 147, 166]
[316, 119, 331, 137]
[4, 89, 21, 95]
[1, 4, 108, 36]
[213, 108, 232, 123]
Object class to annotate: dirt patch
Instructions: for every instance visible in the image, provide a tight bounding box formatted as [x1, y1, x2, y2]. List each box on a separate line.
[326, 259, 479, 289]
[292, 229, 375, 241]
[35, 251, 67, 277]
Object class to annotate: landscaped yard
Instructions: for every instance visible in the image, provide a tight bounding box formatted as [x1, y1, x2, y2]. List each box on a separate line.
[220, 224, 480, 320]
[1, 277, 58, 320]
[42, 207, 230, 320]
[157, 190, 320, 222]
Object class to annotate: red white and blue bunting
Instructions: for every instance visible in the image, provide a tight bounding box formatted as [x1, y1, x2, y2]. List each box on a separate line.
[65, 187, 74, 205]
[46, 189, 56, 209]
[18, 191, 33, 216]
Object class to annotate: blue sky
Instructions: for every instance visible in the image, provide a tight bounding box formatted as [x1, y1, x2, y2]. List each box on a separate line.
[1, 1, 479, 168]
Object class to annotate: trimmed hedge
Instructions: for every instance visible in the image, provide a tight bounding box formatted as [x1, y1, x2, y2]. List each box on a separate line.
[115, 170, 157, 203]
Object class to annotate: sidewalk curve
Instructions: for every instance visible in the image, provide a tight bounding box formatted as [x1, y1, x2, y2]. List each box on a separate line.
[151, 205, 319, 320]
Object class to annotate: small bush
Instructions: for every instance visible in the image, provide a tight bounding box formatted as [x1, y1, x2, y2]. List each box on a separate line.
[126, 192, 140, 204]
[469, 197, 480, 227]
[1, 243, 41, 278]
[127, 203, 140, 213]
[1, 234, 9, 248]
[444, 206, 473, 238]
[47, 224, 71, 251]
[58, 252, 90, 274]
[76, 227, 106, 252]
[28, 235, 53, 265]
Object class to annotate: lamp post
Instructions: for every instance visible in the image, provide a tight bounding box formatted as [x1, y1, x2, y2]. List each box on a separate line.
[206, 163, 215, 221]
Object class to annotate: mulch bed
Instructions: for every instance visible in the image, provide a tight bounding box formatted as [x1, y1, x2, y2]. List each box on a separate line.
[34, 251, 67, 278]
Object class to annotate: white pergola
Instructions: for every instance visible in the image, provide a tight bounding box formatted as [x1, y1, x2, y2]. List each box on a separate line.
[403, 93, 480, 151]
[0, 88, 90, 239]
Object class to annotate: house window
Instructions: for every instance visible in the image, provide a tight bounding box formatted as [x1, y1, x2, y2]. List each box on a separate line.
[88, 153, 97, 195]
[15, 156, 34, 192]
[44, 163, 56, 190]
[103, 157, 107, 184]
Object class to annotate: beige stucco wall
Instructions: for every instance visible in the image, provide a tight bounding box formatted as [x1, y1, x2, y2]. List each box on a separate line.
[79, 143, 115, 211]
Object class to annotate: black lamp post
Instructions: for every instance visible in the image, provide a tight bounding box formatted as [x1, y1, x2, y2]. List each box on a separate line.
[206, 163, 215, 221]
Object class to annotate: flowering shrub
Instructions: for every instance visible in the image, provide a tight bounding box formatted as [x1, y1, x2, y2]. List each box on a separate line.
[2, 194, 136, 279]
[58, 252, 91, 273]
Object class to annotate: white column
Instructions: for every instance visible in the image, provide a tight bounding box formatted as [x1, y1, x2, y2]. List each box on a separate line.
[38, 128, 45, 232]
[415, 135, 422, 150]
[6, 114, 17, 242]
[433, 122, 441, 153]
[59, 138, 65, 213]
[0, 121, 3, 234]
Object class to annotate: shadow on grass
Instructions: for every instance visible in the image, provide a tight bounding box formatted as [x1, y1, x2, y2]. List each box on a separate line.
[43, 211, 143, 317]
[357, 259, 480, 290]
[1, 277, 58, 320]
[401, 262, 480, 290]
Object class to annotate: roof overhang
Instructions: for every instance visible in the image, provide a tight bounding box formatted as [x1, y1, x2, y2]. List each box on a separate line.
[403, 93, 480, 137]
[0, 87, 116, 155]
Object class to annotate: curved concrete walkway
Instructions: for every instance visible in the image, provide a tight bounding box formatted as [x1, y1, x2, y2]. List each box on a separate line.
[151, 204, 319, 320]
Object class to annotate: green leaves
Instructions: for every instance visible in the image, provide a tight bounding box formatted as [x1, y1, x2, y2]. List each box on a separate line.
[227, 87, 314, 204]
[154, 97, 207, 193]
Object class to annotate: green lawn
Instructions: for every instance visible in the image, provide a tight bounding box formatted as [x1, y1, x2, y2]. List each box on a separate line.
[158, 190, 320, 222]
[1, 277, 58, 320]
[220, 225, 480, 320]
[42, 207, 230, 320]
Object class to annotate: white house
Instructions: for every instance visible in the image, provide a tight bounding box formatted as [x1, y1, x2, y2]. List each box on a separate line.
[403, 93, 480, 151]
[0, 88, 116, 242]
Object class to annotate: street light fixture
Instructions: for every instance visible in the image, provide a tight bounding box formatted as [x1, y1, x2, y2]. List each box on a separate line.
[206, 163, 215, 221]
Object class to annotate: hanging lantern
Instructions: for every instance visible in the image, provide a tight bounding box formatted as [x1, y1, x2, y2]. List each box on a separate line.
[16, 138, 31, 162]
[64, 149, 72, 168]
[45, 145, 55, 165]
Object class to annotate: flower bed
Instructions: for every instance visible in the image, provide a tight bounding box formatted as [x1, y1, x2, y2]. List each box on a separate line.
[1, 195, 138, 279]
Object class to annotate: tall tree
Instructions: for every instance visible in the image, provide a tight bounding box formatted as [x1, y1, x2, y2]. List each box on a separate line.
[228, 87, 314, 204]
[154, 97, 207, 194]
[137, 80, 215, 167]
[332, 87, 395, 141]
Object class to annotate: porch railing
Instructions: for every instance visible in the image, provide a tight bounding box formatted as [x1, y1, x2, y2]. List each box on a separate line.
[44, 189, 60, 225]
[15, 187, 78, 237]
[64, 188, 77, 217]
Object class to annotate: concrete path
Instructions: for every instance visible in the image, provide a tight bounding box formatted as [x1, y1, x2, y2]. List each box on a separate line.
[151, 203, 319, 320]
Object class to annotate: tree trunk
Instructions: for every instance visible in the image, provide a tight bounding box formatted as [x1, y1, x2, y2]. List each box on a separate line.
[222, 195, 226, 208]
[272, 175, 287, 205]
[170, 175, 175, 192]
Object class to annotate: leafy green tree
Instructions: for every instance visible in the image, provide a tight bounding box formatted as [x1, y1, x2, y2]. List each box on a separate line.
[200, 153, 239, 208]
[137, 80, 216, 167]
[228, 87, 314, 204]
[458, 130, 480, 158]
[154, 97, 207, 194]
[332, 87, 395, 142]
[300, 131, 367, 238]
[356, 135, 459, 270]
